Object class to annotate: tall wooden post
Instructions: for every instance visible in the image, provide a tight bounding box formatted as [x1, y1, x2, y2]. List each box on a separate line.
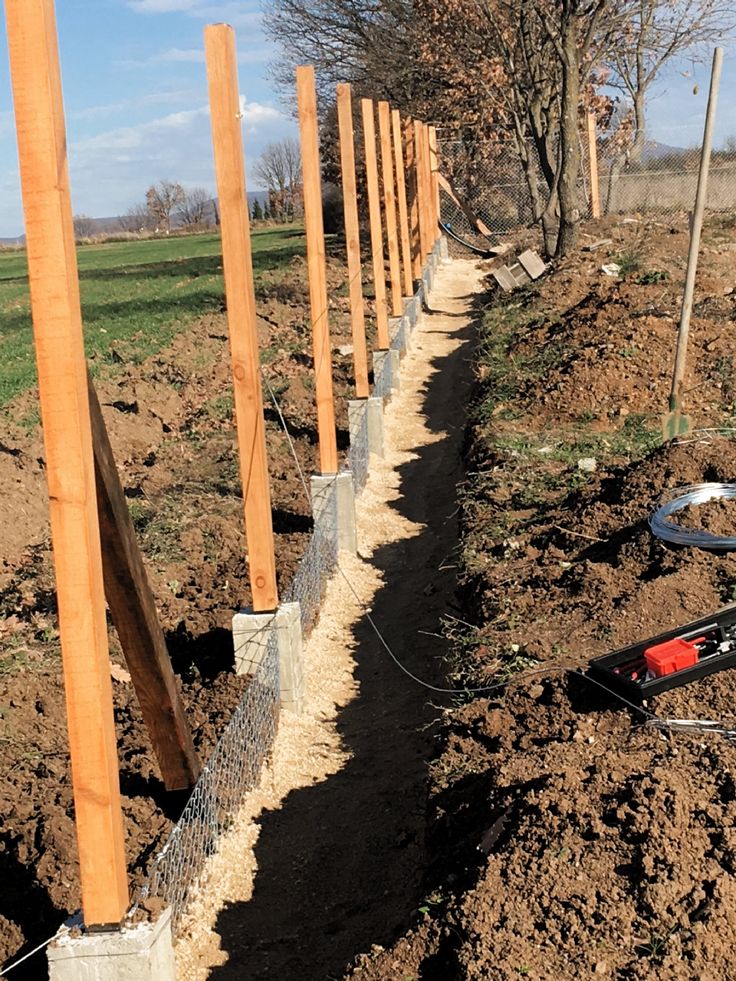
[5, 0, 128, 927]
[392, 109, 414, 297]
[205, 25, 279, 610]
[297, 65, 339, 474]
[429, 126, 441, 239]
[336, 83, 370, 398]
[377, 101, 403, 316]
[415, 121, 431, 259]
[587, 112, 601, 220]
[361, 98, 390, 349]
[405, 119, 422, 281]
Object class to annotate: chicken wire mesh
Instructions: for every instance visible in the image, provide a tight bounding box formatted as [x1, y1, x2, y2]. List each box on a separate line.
[373, 349, 394, 400]
[139, 627, 279, 931]
[390, 312, 408, 354]
[348, 399, 370, 495]
[284, 476, 339, 636]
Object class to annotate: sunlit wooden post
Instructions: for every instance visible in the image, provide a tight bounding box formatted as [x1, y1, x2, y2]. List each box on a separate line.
[5, 0, 128, 926]
[297, 65, 339, 474]
[392, 109, 414, 297]
[336, 83, 370, 398]
[415, 121, 431, 259]
[378, 101, 403, 316]
[587, 112, 601, 220]
[205, 24, 279, 610]
[429, 125, 441, 241]
[361, 98, 390, 349]
[405, 118, 422, 281]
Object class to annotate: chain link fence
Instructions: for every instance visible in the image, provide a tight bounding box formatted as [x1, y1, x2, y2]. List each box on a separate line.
[438, 131, 736, 247]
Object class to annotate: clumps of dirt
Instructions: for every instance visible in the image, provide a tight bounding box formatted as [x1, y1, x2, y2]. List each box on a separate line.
[672, 495, 736, 537]
[487, 216, 736, 431]
[351, 677, 736, 980]
[350, 438, 736, 980]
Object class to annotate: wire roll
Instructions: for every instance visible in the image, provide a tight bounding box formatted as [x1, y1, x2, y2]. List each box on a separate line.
[649, 482, 736, 550]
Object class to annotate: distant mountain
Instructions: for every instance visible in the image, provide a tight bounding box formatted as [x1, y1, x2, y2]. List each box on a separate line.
[640, 140, 688, 161]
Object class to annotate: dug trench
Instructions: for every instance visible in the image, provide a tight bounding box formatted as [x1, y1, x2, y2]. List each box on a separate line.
[173, 258, 487, 979]
[349, 217, 736, 980]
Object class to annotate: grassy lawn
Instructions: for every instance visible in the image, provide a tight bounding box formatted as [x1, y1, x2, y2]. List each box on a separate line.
[0, 225, 306, 407]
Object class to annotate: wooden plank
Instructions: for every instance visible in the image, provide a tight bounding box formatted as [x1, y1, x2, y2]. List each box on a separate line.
[404, 118, 422, 281]
[296, 65, 339, 474]
[391, 109, 414, 297]
[89, 374, 199, 791]
[205, 24, 280, 608]
[429, 126, 441, 241]
[361, 98, 390, 349]
[377, 101, 403, 316]
[587, 112, 601, 220]
[336, 83, 370, 398]
[437, 171, 494, 239]
[4, 0, 128, 927]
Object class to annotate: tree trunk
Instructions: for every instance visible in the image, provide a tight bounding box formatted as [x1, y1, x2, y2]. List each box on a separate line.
[555, 22, 581, 257]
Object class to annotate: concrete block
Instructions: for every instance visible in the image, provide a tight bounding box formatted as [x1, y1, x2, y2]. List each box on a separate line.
[373, 349, 400, 396]
[439, 235, 449, 260]
[389, 315, 409, 354]
[232, 601, 305, 713]
[48, 909, 175, 981]
[402, 295, 418, 331]
[349, 397, 384, 459]
[518, 249, 546, 280]
[311, 471, 357, 554]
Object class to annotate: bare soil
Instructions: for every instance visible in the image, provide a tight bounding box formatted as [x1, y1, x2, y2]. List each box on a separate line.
[674, 496, 736, 538]
[349, 217, 736, 980]
[0, 248, 363, 972]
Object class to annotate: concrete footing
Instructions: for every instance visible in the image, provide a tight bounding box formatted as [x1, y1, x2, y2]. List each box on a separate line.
[349, 397, 384, 458]
[311, 471, 357, 554]
[48, 909, 175, 981]
[232, 601, 305, 713]
[373, 349, 400, 395]
[389, 315, 408, 354]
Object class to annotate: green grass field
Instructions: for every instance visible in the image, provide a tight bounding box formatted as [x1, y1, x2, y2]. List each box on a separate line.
[0, 226, 306, 409]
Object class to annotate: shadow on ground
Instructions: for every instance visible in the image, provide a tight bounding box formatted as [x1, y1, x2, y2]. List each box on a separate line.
[210, 288, 482, 980]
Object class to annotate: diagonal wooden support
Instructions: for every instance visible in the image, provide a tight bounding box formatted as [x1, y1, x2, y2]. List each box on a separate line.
[89, 372, 200, 791]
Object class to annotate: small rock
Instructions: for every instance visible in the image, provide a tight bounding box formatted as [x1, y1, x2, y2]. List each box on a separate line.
[594, 961, 608, 975]
[617, 406, 629, 417]
[577, 457, 597, 473]
[529, 684, 544, 699]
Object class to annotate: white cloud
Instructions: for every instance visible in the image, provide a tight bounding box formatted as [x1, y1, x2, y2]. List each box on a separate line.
[70, 89, 198, 122]
[127, 0, 263, 27]
[117, 44, 268, 69]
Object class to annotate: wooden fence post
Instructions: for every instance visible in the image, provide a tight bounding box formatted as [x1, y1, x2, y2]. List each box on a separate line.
[336, 83, 370, 398]
[297, 65, 339, 474]
[587, 112, 601, 220]
[5, 0, 128, 926]
[429, 126, 441, 238]
[377, 101, 403, 316]
[205, 24, 279, 610]
[415, 121, 431, 259]
[405, 119, 422, 281]
[361, 98, 390, 349]
[392, 109, 414, 298]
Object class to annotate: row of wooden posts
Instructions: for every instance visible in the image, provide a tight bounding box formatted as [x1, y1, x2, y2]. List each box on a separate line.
[4, 0, 441, 934]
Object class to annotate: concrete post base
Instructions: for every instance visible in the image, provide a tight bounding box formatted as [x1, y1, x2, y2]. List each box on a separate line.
[348, 397, 384, 459]
[403, 294, 419, 331]
[439, 234, 449, 260]
[48, 908, 175, 981]
[373, 349, 400, 396]
[232, 601, 305, 713]
[389, 315, 408, 354]
[311, 471, 357, 554]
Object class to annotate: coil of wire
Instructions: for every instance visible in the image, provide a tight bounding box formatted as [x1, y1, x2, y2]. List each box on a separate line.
[649, 482, 736, 550]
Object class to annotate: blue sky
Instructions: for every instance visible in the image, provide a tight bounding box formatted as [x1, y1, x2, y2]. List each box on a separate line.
[0, 4, 733, 236]
[0, 0, 298, 236]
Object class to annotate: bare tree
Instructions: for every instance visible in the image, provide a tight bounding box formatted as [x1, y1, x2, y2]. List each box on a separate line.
[176, 187, 214, 228]
[118, 203, 154, 233]
[73, 214, 96, 240]
[253, 139, 303, 221]
[145, 179, 185, 233]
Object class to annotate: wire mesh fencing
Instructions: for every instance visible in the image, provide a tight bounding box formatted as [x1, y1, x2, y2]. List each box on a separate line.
[390, 313, 408, 354]
[348, 399, 370, 495]
[284, 476, 339, 636]
[140, 627, 279, 931]
[373, 350, 393, 400]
